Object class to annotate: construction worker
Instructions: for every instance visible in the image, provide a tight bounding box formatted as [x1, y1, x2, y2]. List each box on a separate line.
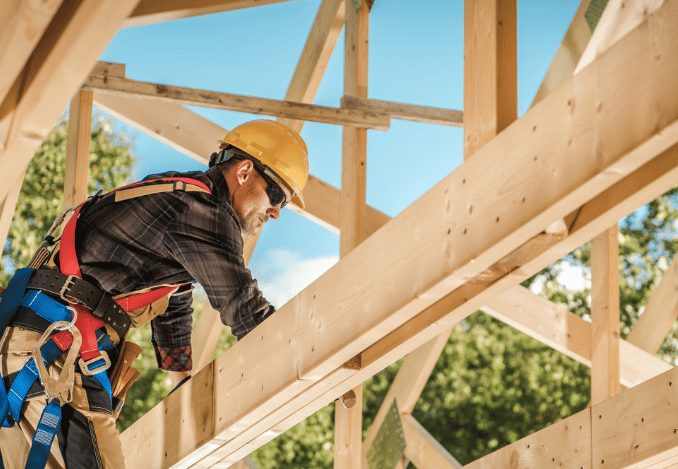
[0, 119, 309, 468]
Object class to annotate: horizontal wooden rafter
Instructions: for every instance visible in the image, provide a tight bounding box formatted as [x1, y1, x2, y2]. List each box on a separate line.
[124, 0, 294, 28]
[119, 3, 678, 465]
[341, 95, 463, 127]
[83, 74, 390, 130]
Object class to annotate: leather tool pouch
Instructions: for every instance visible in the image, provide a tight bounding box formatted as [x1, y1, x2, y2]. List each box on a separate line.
[118, 293, 171, 329]
[109, 340, 143, 418]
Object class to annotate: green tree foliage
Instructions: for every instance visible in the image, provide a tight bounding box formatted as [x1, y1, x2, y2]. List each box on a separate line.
[1, 115, 135, 284]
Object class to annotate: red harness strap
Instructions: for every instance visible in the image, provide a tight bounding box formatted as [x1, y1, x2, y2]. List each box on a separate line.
[111, 177, 211, 193]
[53, 178, 212, 359]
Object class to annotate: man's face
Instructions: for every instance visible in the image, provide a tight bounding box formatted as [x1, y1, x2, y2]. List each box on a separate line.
[234, 166, 292, 235]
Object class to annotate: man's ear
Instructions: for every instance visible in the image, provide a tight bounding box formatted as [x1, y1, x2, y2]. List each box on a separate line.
[235, 159, 255, 186]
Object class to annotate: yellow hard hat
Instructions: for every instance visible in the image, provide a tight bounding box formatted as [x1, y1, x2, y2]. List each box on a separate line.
[217, 120, 309, 209]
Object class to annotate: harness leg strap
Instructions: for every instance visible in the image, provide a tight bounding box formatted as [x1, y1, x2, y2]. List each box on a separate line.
[25, 400, 62, 469]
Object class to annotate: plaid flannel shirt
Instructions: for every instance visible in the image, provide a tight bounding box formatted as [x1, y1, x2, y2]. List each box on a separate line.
[72, 166, 275, 371]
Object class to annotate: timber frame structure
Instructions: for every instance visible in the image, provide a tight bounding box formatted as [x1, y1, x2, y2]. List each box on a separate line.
[3, 0, 678, 468]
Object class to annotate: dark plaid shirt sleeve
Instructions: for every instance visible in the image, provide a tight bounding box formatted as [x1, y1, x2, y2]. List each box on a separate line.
[161, 191, 275, 344]
[151, 291, 194, 372]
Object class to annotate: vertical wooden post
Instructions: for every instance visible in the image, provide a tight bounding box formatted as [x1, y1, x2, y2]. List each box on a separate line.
[463, 0, 517, 159]
[0, 171, 26, 254]
[590, 225, 621, 405]
[339, 0, 368, 258]
[335, 1, 368, 468]
[64, 90, 93, 209]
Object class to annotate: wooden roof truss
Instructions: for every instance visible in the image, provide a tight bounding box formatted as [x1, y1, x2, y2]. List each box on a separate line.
[2, 0, 678, 467]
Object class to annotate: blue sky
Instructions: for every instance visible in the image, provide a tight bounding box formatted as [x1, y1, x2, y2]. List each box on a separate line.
[97, 0, 580, 307]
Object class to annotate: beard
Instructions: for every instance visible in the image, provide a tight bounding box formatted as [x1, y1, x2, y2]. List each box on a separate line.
[239, 208, 266, 235]
[234, 178, 268, 235]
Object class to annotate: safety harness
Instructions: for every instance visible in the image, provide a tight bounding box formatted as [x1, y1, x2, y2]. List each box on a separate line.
[0, 177, 211, 469]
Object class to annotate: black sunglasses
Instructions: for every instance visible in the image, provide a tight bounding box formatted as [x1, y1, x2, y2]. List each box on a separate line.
[252, 164, 288, 209]
[214, 148, 290, 208]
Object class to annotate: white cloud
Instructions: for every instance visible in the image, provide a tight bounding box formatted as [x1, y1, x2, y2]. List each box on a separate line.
[528, 261, 589, 295]
[556, 262, 588, 291]
[253, 250, 339, 308]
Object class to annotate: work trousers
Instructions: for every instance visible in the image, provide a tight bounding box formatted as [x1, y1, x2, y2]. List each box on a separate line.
[0, 326, 125, 469]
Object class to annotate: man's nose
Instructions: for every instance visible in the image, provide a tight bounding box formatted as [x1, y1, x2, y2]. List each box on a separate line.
[266, 206, 280, 220]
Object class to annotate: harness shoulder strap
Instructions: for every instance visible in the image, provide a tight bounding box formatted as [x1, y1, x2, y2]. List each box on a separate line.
[60, 176, 212, 309]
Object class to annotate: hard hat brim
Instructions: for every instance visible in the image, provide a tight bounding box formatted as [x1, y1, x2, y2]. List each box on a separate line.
[291, 192, 304, 209]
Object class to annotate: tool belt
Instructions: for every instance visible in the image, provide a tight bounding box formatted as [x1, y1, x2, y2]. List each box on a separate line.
[26, 269, 130, 340]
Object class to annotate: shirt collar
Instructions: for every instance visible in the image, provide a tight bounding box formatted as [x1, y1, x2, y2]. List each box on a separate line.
[205, 166, 232, 204]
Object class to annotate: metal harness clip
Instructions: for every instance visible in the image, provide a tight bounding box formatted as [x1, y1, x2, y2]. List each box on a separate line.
[32, 321, 83, 406]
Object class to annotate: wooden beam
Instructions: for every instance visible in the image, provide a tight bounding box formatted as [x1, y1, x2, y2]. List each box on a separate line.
[120, 3, 678, 464]
[0, 0, 142, 204]
[83, 75, 390, 131]
[401, 415, 462, 469]
[591, 366, 678, 468]
[91, 61, 126, 79]
[464, 406, 592, 468]
[124, 0, 294, 28]
[0, 170, 25, 256]
[463, 0, 517, 158]
[482, 286, 590, 365]
[530, 0, 592, 107]
[188, 140, 678, 466]
[64, 90, 93, 209]
[341, 96, 463, 127]
[627, 254, 678, 354]
[575, 0, 665, 74]
[278, 0, 345, 133]
[0, 0, 63, 108]
[202, 365, 360, 467]
[590, 226, 621, 405]
[340, 0, 369, 257]
[481, 286, 670, 389]
[335, 1, 369, 466]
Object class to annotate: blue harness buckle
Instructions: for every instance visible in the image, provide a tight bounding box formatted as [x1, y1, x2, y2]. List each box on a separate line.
[78, 351, 111, 376]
